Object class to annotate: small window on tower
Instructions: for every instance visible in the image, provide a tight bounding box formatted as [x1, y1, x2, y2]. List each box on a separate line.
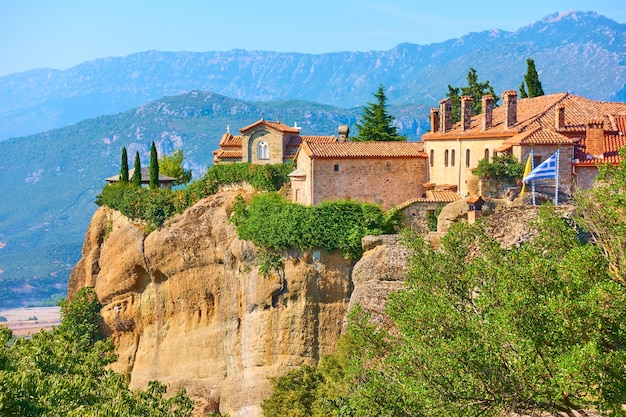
[334, 163, 340, 172]
[430, 150, 434, 167]
[386, 162, 392, 172]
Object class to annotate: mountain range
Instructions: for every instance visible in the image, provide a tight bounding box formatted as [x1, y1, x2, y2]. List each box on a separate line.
[0, 10, 625, 308]
[0, 11, 624, 141]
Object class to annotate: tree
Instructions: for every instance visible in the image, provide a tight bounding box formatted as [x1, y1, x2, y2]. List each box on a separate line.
[353, 84, 406, 141]
[0, 288, 195, 416]
[149, 141, 159, 190]
[519, 81, 529, 98]
[523, 58, 545, 98]
[575, 147, 626, 284]
[131, 151, 142, 187]
[447, 68, 500, 122]
[120, 147, 129, 184]
[159, 149, 192, 186]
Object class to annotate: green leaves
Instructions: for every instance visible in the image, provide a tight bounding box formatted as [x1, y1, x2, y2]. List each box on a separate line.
[0, 288, 194, 416]
[353, 84, 407, 142]
[472, 153, 524, 182]
[230, 193, 400, 261]
[447, 68, 500, 123]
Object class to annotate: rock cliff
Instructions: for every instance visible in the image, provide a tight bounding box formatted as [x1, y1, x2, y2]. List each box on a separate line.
[69, 189, 408, 416]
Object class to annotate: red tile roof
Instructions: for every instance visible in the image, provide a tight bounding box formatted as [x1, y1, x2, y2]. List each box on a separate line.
[219, 133, 242, 147]
[285, 135, 337, 148]
[239, 119, 301, 134]
[212, 149, 242, 159]
[574, 115, 626, 166]
[422, 93, 626, 141]
[300, 141, 426, 159]
[503, 126, 577, 146]
[395, 190, 462, 208]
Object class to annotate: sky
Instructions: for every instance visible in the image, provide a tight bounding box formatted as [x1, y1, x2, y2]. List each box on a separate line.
[0, 0, 624, 77]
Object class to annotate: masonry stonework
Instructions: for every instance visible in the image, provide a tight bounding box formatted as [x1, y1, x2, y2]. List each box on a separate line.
[304, 158, 427, 210]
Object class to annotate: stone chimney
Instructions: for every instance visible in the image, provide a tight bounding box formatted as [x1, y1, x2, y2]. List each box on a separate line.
[338, 124, 350, 142]
[439, 98, 453, 132]
[503, 90, 518, 129]
[555, 105, 565, 130]
[585, 119, 605, 157]
[460, 96, 473, 131]
[481, 95, 493, 130]
[430, 108, 440, 133]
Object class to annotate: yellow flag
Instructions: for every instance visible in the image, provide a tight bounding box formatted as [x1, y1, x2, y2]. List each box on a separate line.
[520, 155, 532, 197]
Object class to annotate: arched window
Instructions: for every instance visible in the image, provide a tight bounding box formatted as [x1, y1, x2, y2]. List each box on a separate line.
[451, 149, 456, 167]
[465, 149, 471, 167]
[386, 162, 392, 172]
[445, 150, 449, 167]
[484, 148, 490, 162]
[257, 141, 269, 160]
[430, 149, 434, 167]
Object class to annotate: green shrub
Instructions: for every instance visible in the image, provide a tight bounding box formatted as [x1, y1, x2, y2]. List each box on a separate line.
[96, 162, 293, 231]
[472, 153, 524, 183]
[231, 193, 400, 261]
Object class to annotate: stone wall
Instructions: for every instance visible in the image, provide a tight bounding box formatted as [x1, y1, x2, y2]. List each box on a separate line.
[310, 157, 427, 210]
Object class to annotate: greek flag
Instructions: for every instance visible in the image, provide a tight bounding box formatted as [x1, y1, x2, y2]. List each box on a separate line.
[522, 151, 557, 183]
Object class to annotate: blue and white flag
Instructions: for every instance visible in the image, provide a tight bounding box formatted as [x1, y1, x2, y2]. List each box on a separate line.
[522, 151, 558, 183]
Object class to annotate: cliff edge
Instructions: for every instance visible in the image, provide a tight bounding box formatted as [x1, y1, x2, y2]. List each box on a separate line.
[69, 189, 372, 416]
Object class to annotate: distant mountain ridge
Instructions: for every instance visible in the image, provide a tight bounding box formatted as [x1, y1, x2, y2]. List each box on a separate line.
[1, 10, 624, 140]
[0, 91, 422, 308]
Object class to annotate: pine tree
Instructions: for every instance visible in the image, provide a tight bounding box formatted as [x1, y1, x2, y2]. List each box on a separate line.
[353, 84, 406, 141]
[446, 68, 500, 122]
[120, 147, 129, 183]
[131, 151, 142, 187]
[149, 141, 159, 189]
[519, 82, 528, 99]
[524, 58, 544, 97]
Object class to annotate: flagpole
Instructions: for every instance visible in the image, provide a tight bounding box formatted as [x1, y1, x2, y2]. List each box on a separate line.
[530, 149, 536, 206]
[555, 148, 560, 206]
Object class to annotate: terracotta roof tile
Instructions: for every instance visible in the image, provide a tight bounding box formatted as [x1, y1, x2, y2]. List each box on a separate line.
[219, 133, 242, 147]
[239, 119, 301, 134]
[212, 149, 242, 159]
[301, 141, 426, 159]
[504, 126, 576, 146]
[422, 93, 626, 140]
[574, 116, 626, 166]
[285, 135, 338, 148]
[395, 190, 462, 208]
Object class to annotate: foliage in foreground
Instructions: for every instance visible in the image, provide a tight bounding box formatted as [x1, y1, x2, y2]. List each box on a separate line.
[263, 206, 626, 417]
[0, 288, 194, 417]
[95, 162, 293, 230]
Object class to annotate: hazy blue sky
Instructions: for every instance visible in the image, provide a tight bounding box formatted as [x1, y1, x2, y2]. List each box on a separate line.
[1, 0, 624, 76]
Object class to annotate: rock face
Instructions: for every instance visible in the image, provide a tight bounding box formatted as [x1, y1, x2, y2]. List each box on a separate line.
[69, 190, 358, 416]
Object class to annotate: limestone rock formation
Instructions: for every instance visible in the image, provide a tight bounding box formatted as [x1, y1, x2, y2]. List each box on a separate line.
[69, 190, 356, 416]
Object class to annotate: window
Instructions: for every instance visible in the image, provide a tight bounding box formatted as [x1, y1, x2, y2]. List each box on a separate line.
[430, 150, 434, 167]
[386, 162, 392, 172]
[484, 148, 490, 162]
[451, 149, 456, 167]
[465, 149, 471, 167]
[334, 163, 340, 172]
[533, 155, 542, 168]
[257, 141, 269, 160]
[444, 150, 449, 167]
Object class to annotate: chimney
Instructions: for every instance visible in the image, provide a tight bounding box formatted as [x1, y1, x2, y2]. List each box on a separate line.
[439, 98, 453, 132]
[481, 95, 493, 130]
[460, 96, 473, 131]
[585, 119, 605, 157]
[430, 108, 440, 133]
[337, 124, 350, 142]
[503, 90, 518, 129]
[555, 105, 565, 129]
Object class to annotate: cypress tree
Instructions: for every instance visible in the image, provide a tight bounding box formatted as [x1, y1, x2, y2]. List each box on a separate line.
[131, 151, 142, 187]
[353, 84, 406, 141]
[519, 82, 528, 99]
[524, 58, 544, 97]
[120, 147, 129, 183]
[149, 141, 159, 189]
